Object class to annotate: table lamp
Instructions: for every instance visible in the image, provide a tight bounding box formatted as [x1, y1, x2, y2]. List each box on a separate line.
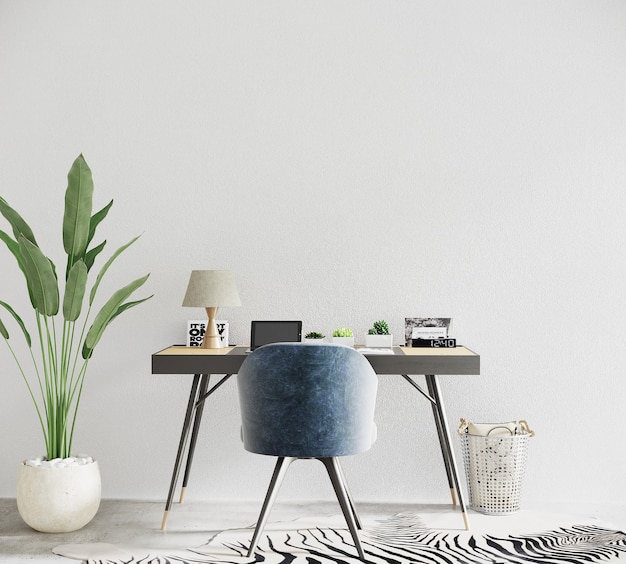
[182, 270, 241, 348]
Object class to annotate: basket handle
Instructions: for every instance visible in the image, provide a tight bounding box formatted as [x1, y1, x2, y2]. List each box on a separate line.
[458, 418, 536, 437]
[519, 419, 535, 437]
[458, 418, 469, 435]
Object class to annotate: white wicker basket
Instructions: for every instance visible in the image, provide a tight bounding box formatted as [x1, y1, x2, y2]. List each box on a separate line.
[459, 420, 534, 515]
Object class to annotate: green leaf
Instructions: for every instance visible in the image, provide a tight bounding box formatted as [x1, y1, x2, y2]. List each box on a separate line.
[0, 229, 34, 302]
[87, 199, 113, 248]
[0, 228, 20, 257]
[63, 260, 88, 321]
[82, 273, 150, 359]
[109, 294, 153, 324]
[0, 317, 8, 339]
[63, 154, 94, 262]
[0, 300, 32, 346]
[18, 235, 59, 316]
[0, 196, 37, 245]
[84, 240, 106, 271]
[89, 235, 142, 305]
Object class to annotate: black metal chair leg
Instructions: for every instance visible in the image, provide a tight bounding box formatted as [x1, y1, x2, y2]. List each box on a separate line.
[247, 456, 295, 558]
[335, 458, 362, 529]
[321, 457, 366, 560]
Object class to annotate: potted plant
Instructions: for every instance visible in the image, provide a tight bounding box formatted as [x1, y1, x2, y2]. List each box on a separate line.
[0, 154, 152, 533]
[331, 327, 354, 347]
[304, 331, 325, 343]
[365, 320, 393, 348]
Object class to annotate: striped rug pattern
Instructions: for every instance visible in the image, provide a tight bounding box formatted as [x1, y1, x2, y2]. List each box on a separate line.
[54, 511, 626, 563]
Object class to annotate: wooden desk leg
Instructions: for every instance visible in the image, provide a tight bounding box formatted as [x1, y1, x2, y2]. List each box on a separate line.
[426, 374, 470, 531]
[426, 377, 457, 506]
[161, 374, 202, 530]
[179, 374, 210, 503]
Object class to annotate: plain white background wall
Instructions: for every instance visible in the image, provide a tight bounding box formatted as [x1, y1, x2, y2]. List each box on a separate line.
[1, 1, 625, 514]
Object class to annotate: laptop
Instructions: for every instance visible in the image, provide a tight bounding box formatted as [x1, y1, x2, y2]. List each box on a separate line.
[247, 320, 302, 352]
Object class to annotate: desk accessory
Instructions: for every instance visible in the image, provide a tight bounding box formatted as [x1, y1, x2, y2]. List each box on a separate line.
[182, 270, 241, 348]
[187, 320, 228, 347]
[412, 338, 457, 348]
[331, 327, 354, 346]
[248, 320, 302, 351]
[304, 331, 325, 343]
[365, 319, 393, 348]
[358, 347, 395, 354]
[405, 317, 452, 346]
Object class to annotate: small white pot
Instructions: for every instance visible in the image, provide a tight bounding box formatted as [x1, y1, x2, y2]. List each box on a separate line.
[303, 338, 325, 344]
[16, 458, 101, 533]
[364, 334, 393, 348]
[331, 336, 355, 347]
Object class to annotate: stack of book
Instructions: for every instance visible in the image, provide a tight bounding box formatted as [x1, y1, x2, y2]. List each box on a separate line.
[411, 325, 456, 348]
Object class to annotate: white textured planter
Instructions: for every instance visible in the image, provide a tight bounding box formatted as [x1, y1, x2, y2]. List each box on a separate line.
[364, 334, 393, 348]
[303, 338, 325, 344]
[331, 336, 355, 347]
[16, 459, 101, 533]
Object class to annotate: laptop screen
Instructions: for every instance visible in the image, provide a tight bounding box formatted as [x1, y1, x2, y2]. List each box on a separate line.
[250, 320, 302, 351]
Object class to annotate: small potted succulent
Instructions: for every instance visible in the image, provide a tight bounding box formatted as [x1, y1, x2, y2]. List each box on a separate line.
[365, 320, 393, 348]
[304, 331, 325, 343]
[331, 327, 354, 347]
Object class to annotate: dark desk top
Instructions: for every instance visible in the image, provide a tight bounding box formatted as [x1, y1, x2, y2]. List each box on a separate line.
[152, 345, 480, 376]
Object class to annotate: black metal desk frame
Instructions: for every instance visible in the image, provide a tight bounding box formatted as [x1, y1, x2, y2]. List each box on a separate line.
[152, 345, 480, 530]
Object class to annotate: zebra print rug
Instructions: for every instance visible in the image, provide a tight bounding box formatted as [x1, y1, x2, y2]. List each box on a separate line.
[54, 511, 626, 563]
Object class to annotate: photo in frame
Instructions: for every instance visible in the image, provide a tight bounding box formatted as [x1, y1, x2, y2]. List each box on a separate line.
[404, 318, 452, 346]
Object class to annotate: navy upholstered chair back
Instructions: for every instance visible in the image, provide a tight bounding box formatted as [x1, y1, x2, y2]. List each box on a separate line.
[237, 342, 378, 458]
[236, 342, 378, 559]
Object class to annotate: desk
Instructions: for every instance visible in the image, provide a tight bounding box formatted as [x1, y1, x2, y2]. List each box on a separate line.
[152, 345, 480, 529]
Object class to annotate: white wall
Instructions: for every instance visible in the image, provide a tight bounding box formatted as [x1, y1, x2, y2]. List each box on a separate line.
[1, 1, 625, 512]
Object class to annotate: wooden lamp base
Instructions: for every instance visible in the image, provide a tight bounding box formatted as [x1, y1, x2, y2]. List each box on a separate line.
[201, 307, 222, 348]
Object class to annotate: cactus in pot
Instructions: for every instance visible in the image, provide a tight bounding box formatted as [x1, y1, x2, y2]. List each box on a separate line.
[365, 320, 393, 347]
[304, 331, 325, 341]
[331, 327, 354, 346]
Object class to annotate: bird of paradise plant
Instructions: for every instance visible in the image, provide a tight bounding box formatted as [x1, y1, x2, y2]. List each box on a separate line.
[0, 154, 152, 460]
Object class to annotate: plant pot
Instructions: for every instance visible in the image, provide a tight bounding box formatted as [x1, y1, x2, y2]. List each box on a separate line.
[16, 457, 101, 533]
[331, 336, 355, 347]
[364, 334, 393, 348]
[303, 338, 325, 344]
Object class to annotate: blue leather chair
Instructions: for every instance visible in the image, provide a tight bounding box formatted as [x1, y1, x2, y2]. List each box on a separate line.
[237, 342, 378, 560]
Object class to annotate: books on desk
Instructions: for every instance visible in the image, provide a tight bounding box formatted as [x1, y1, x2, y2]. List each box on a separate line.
[358, 347, 395, 354]
[411, 326, 448, 339]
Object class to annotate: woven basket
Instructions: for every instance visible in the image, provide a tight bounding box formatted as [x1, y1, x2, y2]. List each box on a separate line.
[459, 422, 533, 515]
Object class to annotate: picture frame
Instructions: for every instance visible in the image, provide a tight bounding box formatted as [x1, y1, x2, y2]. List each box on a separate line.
[404, 318, 452, 346]
[187, 320, 229, 347]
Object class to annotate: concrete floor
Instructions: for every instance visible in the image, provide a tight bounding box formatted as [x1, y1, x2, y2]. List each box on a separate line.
[1, 499, 401, 563]
[1, 498, 625, 563]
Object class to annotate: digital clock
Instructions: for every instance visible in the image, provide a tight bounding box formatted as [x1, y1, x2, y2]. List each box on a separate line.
[412, 338, 457, 348]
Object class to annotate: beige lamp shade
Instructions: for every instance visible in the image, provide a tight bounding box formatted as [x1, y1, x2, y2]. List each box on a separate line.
[182, 270, 241, 308]
[182, 270, 241, 348]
